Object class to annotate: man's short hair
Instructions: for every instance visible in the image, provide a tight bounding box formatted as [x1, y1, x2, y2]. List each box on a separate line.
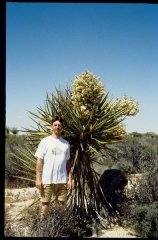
[51, 115, 63, 126]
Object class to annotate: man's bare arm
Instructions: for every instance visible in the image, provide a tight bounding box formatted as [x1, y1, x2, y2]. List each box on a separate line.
[36, 158, 43, 189]
[66, 159, 72, 192]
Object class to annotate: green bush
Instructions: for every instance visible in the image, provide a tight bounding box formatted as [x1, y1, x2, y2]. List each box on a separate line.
[107, 136, 145, 173]
[128, 161, 158, 204]
[5, 134, 35, 188]
[111, 160, 135, 174]
[131, 202, 158, 238]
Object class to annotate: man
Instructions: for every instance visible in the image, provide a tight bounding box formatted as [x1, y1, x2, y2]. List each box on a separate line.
[35, 115, 72, 219]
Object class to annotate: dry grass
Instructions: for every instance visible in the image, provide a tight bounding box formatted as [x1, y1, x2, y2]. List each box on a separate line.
[4, 186, 140, 238]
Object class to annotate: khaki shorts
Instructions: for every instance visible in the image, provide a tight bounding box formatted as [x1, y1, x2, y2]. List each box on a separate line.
[39, 183, 67, 203]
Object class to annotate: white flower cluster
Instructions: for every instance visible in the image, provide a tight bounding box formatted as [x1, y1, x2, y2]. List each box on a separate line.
[71, 70, 105, 116]
[113, 94, 139, 116]
[112, 124, 126, 137]
[121, 94, 139, 116]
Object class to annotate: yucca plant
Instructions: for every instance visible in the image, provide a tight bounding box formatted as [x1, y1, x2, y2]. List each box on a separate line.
[11, 70, 139, 234]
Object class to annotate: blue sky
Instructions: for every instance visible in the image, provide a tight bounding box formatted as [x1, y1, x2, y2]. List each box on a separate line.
[6, 2, 158, 134]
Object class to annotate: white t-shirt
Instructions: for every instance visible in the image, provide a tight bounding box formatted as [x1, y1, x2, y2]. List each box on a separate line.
[35, 136, 70, 184]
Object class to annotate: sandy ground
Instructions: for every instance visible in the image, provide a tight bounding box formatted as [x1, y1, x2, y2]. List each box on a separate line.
[5, 187, 140, 238]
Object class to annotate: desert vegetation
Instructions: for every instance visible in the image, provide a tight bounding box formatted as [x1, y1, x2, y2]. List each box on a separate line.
[5, 131, 158, 237]
[5, 70, 158, 237]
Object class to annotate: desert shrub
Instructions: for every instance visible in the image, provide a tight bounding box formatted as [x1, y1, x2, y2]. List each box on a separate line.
[130, 174, 158, 204]
[4, 201, 94, 237]
[119, 148, 158, 238]
[130, 202, 158, 238]
[143, 133, 158, 147]
[29, 204, 79, 237]
[4, 220, 16, 237]
[107, 136, 145, 173]
[5, 134, 35, 188]
[107, 135, 158, 175]
[139, 147, 158, 174]
[111, 160, 135, 174]
[130, 150, 158, 204]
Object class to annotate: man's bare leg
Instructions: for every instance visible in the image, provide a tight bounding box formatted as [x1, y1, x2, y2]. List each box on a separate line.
[41, 202, 50, 219]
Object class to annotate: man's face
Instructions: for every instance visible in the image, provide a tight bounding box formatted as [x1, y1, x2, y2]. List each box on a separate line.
[52, 120, 63, 135]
